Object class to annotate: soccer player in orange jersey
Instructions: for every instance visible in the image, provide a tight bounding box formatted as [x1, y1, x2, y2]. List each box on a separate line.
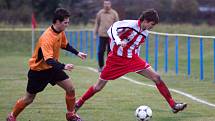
[75, 9, 187, 114]
[6, 8, 86, 121]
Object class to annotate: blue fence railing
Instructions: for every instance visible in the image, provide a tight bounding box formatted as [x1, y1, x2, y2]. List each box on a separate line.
[149, 31, 215, 81]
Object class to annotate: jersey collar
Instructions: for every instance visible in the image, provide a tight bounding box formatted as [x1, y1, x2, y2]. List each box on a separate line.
[51, 25, 61, 34]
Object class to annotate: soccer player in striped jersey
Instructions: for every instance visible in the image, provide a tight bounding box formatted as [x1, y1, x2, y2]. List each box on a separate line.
[75, 9, 187, 114]
[6, 8, 86, 121]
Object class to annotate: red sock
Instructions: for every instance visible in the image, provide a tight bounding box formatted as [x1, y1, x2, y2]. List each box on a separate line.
[65, 92, 75, 113]
[77, 86, 96, 107]
[156, 81, 175, 108]
[12, 98, 28, 118]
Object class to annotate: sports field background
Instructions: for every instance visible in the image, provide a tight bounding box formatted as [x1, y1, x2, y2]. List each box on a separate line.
[0, 24, 215, 121]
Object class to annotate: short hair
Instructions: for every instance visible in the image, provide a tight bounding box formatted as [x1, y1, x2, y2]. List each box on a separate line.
[139, 9, 159, 24]
[53, 8, 70, 24]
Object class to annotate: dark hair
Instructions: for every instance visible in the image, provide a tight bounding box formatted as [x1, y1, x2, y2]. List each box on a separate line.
[53, 8, 70, 24]
[139, 9, 159, 24]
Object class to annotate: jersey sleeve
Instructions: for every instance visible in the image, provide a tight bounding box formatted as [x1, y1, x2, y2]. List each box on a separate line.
[107, 20, 133, 45]
[61, 32, 68, 48]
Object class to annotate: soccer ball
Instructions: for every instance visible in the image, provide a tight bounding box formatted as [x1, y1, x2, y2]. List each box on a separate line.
[135, 105, 152, 121]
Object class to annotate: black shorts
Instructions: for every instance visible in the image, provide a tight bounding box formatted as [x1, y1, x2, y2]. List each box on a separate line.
[27, 68, 69, 94]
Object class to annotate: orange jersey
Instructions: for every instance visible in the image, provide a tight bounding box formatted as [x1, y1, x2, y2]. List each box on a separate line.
[29, 26, 68, 71]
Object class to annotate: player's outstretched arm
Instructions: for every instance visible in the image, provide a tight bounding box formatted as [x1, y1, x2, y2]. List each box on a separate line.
[64, 44, 79, 55]
[63, 44, 87, 60]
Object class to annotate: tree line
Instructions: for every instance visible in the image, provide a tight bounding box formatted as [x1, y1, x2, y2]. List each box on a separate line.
[0, 0, 214, 25]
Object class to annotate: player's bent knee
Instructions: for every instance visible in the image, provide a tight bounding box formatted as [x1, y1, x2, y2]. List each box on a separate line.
[64, 78, 71, 83]
[93, 78, 107, 92]
[152, 74, 161, 82]
[66, 87, 75, 95]
[26, 99, 34, 105]
[23, 97, 34, 105]
[94, 86, 103, 92]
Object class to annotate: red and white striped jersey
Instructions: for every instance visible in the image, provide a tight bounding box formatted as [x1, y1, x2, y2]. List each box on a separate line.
[107, 20, 149, 58]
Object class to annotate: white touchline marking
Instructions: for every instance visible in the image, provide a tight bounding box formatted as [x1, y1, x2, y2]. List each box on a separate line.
[81, 66, 215, 108]
[122, 76, 215, 108]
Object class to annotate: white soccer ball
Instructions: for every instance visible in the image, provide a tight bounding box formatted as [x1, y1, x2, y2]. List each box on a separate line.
[135, 105, 152, 121]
